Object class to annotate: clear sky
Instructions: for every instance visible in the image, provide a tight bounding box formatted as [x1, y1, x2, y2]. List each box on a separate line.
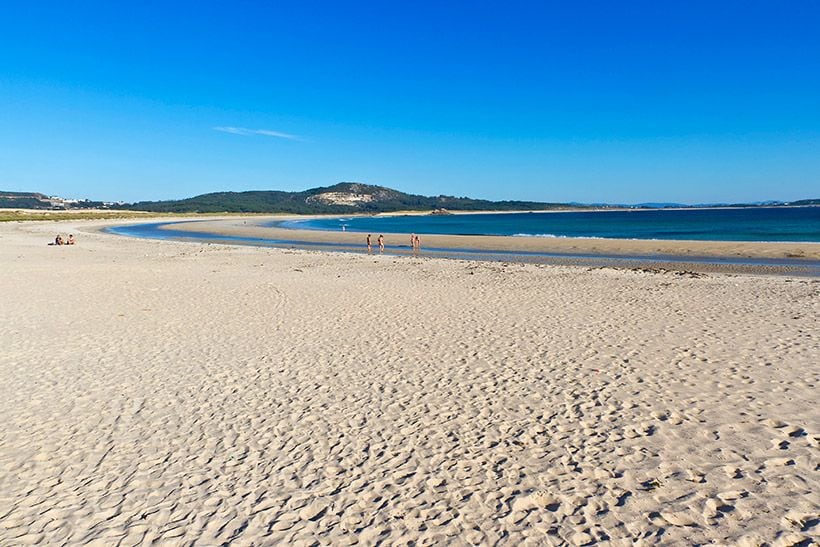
[1, 1, 818, 204]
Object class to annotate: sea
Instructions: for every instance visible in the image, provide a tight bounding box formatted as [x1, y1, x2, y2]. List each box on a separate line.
[279, 206, 820, 243]
[107, 206, 820, 276]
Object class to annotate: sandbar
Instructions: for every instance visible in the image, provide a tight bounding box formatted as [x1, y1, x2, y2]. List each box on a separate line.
[143, 216, 820, 276]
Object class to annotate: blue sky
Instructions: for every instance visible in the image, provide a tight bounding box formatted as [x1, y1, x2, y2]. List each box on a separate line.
[1, 1, 818, 204]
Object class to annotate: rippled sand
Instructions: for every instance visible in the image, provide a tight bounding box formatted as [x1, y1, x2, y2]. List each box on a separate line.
[1, 220, 818, 546]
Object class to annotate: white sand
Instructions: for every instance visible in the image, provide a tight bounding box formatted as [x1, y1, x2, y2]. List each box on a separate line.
[1, 219, 818, 546]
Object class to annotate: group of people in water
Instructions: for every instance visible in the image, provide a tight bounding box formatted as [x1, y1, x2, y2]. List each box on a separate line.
[365, 233, 421, 254]
[410, 233, 421, 251]
[365, 234, 384, 253]
[52, 234, 76, 245]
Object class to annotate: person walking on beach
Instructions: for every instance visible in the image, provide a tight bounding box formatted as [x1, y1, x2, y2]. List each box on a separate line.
[410, 233, 415, 249]
[366, 234, 372, 253]
[414, 234, 420, 252]
[378, 234, 385, 253]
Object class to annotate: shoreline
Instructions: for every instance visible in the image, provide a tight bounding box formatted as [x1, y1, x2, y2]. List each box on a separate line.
[99, 216, 820, 276]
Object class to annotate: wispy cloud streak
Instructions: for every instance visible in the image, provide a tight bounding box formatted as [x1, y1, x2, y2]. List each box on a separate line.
[213, 126, 303, 141]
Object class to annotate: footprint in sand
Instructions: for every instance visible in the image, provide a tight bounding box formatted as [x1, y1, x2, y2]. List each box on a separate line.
[511, 490, 561, 512]
[299, 500, 328, 521]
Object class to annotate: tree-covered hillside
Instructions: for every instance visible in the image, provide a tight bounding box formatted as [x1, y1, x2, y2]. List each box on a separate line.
[0, 192, 53, 209]
[0, 191, 110, 210]
[121, 183, 569, 214]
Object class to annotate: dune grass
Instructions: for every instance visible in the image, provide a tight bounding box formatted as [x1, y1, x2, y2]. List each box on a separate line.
[0, 210, 171, 222]
[0, 210, 277, 222]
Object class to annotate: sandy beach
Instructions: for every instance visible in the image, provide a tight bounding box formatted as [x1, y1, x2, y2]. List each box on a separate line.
[1, 219, 818, 545]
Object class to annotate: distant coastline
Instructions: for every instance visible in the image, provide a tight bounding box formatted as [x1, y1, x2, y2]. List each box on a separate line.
[3, 183, 818, 215]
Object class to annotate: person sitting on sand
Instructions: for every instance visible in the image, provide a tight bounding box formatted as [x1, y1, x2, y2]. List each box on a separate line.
[68, 234, 76, 245]
[378, 234, 385, 253]
[55, 234, 64, 245]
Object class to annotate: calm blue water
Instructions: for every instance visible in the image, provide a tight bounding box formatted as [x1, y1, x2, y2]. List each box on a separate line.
[106, 217, 820, 275]
[279, 206, 820, 242]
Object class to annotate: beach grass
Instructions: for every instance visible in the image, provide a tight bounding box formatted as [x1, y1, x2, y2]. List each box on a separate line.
[0, 210, 277, 222]
[0, 210, 158, 222]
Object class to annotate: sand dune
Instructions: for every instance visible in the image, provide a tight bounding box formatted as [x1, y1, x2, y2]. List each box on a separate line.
[1, 219, 818, 545]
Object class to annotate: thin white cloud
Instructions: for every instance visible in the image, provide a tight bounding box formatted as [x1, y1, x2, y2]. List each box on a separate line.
[213, 126, 303, 141]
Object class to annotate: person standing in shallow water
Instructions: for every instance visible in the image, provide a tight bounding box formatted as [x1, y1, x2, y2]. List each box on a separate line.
[410, 233, 415, 249]
[366, 234, 372, 254]
[414, 234, 420, 252]
[378, 234, 385, 253]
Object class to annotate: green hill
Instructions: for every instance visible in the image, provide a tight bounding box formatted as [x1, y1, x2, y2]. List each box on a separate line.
[122, 182, 569, 214]
[9, 184, 817, 213]
[0, 191, 55, 209]
[0, 191, 110, 210]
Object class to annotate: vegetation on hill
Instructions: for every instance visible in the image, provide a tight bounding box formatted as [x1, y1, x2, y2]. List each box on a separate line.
[120, 183, 569, 214]
[0, 196, 48, 209]
[0, 192, 52, 209]
[5, 185, 818, 215]
[0, 191, 109, 210]
[790, 198, 820, 206]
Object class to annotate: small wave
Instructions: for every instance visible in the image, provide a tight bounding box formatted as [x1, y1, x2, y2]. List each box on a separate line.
[513, 233, 614, 240]
[513, 233, 559, 238]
